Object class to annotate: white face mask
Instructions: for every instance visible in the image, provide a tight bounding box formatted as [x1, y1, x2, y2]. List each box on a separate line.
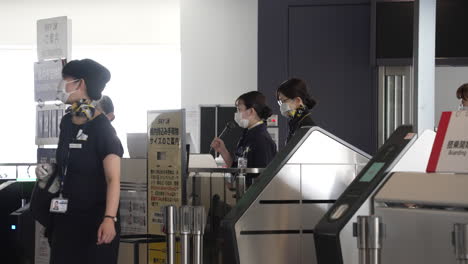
[458, 100, 468, 110]
[234, 111, 249, 128]
[280, 103, 293, 117]
[57, 79, 80, 104]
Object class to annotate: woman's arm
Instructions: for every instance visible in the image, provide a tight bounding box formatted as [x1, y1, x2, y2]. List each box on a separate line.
[97, 154, 121, 245]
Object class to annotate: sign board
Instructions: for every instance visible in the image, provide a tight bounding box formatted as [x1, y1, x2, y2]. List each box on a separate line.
[120, 190, 148, 235]
[37, 16, 71, 61]
[36, 104, 67, 145]
[427, 111, 468, 173]
[34, 60, 65, 102]
[147, 110, 186, 235]
[34, 222, 50, 264]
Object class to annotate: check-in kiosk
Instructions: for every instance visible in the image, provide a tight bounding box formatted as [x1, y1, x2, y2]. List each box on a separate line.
[314, 125, 416, 264]
[374, 172, 468, 264]
[222, 126, 370, 264]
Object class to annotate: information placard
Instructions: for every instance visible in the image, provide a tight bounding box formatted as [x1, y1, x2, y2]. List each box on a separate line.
[34, 222, 50, 264]
[37, 16, 71, 61]
[427, 111, 468, 173]
[147, 110, 186, 235]
[120, 190, 148, 235]
[34, 60, 65, 102]
[36, 104, 67, 145]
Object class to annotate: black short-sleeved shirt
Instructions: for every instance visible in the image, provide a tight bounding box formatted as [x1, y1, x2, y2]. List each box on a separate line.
[232, 123, 277, 185]
[56, 113, 123, 217]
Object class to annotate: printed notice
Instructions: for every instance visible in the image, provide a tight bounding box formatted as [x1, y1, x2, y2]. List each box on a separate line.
[147, 110, 185, 235]
[37, 16, 71, 60]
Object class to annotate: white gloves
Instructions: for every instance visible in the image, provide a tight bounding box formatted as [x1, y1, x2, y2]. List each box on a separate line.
[35, 163, 60, 193]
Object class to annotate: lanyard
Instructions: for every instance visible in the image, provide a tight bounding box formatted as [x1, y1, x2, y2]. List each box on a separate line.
[59, 122, 89, 194]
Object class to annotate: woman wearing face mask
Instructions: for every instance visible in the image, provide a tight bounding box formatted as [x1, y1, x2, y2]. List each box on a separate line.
[457, 83, 468, 110]
[210, 91, 277, 186]
[277, 78, 317, 143]
[39, 59, 123, 264]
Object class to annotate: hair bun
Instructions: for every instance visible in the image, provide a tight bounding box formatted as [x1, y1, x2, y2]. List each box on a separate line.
[260, 105, 273, 120]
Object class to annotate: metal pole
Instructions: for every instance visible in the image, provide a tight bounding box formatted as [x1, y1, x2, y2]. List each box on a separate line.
[356, 216, 369, 264]
[453, 223, 468, 264]
[235, 174, 246, 202]
[180, 206, 193, 264]
[355, 215, 383, 264]
[165, 205, 177, 264]
[192, 206, 206, 264]
[367, 216, 383, 264]
[133, 242, 139, 264]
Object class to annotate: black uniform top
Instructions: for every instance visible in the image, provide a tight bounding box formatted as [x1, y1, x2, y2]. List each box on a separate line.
[287, 106, 316, 143]
[56, 113, 124, 217]
[232, 122, 277, 186]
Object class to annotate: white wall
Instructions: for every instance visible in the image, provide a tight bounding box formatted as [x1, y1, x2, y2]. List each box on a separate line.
[180, 0, 258, 151]
[0, 0, 181, 162]
[181, 0, 258, 107]
[0, 0, 179, 45]
[435, 66, 468, 123]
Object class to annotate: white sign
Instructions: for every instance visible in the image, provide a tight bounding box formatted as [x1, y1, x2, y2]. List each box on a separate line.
[34, 60, 64, 102]
[427, 111, 468, 173]
[120, 190, 148, 235]
[37, 16, 71, 61]
[34, 222, 50, 264]
[36, 104, 67, 146]
[147, 110, 186, 235]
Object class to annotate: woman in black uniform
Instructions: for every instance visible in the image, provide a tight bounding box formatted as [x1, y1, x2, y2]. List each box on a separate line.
[457, 83, 468, 110]
[211, 91, 277, 186]
[49, 59, 123, 264]
[277, 78, 317, 142]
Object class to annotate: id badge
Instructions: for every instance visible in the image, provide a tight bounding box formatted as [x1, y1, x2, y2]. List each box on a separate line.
[69, 143, 82, 149]
[50, 197, 68, 213]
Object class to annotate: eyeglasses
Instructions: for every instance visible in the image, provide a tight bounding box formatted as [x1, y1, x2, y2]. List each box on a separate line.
[277, 98, 291, 106]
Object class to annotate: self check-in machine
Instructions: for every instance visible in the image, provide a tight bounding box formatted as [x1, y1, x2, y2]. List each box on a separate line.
[374, 172, 468, 264]
[314, 125, 416, 264]
[222, 126, 370, 264]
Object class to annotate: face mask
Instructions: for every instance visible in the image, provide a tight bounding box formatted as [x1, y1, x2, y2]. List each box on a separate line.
[280, 103, 295, 118]
[234, 111, 249, 128]
[57, 79, 80, 104]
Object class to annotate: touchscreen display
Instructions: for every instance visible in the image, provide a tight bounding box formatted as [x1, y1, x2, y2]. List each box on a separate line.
[359, 162, 385, 182]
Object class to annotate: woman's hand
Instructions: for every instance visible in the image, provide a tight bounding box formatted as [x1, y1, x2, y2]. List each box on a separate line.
[211, 137, 226, 153]
[97, 218, 116, 245]
[210, 137, 233, 167]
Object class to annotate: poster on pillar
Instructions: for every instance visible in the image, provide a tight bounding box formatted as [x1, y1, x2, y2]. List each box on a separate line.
[147, 110, 186, 235]
[427, 111, 468, 173]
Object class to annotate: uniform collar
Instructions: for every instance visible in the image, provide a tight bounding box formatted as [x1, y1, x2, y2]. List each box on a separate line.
[248, 120, 264, 130]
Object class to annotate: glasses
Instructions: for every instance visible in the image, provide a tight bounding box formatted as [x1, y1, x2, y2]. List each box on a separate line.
[58, 79, 80, 89]
[66, 79, 80, 85]
[277, 98, 291, 106]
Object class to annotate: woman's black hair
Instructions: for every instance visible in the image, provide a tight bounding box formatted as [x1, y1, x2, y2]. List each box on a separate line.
[62, 59, 111, 100]
[236, 91, 273, 120]
[456, 83, 468, 101]
[276, 78, 317, 109]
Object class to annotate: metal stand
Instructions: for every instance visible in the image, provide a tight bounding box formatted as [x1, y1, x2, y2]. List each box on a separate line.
[354, 215, 384, 264]
[120, 234, 165, 264]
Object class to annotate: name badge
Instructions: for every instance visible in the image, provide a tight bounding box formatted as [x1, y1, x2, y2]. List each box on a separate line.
[50, 197, 69, 213]
[69, 143, 82, 149]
